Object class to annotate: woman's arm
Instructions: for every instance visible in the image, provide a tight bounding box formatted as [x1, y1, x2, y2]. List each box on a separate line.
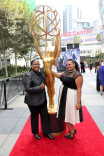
[75, 76, 83, 110]
[52, 71, 64, 79]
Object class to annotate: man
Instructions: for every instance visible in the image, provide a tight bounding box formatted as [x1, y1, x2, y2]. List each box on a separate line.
[80, 60, 84, 73]
[95, 60, 98, 73]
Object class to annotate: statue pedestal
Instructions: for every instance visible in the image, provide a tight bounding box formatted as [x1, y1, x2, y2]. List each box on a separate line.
[48, 112, 66, 136]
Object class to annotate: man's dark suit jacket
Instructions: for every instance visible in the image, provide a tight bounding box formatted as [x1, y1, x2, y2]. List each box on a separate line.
[23, 70, 46, 106]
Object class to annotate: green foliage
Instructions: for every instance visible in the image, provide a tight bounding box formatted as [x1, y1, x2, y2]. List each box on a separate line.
[73, 36, 80, 43]
[85, 55, 91, 57]
[0, 64, 29, 77]
[95, 49, 103, 60]
[85, 59, 95, 67]
[96, 33, 102, 41]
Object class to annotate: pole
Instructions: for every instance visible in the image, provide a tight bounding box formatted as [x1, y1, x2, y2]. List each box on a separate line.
[4, 81, 7, 110]
[4, 79, 9, 110]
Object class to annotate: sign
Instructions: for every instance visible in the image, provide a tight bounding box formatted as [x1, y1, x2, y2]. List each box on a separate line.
[61, 29, 93, 38]
[61, 35, 102, 46]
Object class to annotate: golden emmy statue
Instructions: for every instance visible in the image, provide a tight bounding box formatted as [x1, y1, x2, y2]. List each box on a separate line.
[29, 5, 61, 112]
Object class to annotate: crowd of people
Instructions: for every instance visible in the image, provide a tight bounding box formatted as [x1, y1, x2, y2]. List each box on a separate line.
[95, 59, 104, 95]
[80, 59, 104, 95]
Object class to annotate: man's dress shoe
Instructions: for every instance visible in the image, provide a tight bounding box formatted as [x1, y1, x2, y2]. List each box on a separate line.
[34, 134, 41, 140]
[44, 134, 55, 139]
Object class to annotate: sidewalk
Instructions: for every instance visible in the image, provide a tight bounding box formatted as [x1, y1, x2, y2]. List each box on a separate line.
[0, 68, 104, 156]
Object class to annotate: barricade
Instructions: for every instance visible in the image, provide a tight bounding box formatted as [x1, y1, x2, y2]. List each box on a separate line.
[0, 75, 24, 110]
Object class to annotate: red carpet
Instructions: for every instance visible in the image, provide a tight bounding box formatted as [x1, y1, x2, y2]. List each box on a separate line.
[9, 106, 104, 156]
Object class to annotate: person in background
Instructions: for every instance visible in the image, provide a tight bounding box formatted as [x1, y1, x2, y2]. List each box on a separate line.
[23, 59, 55, 140]
[52, 59, 83, 139]
[95, 60, 98, 73]
[89, 60, 93, 72]
[101, 59, 104, 65]
[96, 61, 101, 91]
[99, 63, 104, 95]
[83, 60, 86, 73]
[80, 60, 84, 73]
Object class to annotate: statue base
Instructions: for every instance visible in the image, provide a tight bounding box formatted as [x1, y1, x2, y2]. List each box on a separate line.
[41, 105, 66, 136]
[48, 112, 66, 136]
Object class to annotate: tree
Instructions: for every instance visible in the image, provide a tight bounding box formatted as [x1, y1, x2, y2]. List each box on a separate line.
[0, 5, 13, 77]
[96, 33, 102, 42]
[73, 36, 80, 43]
[0, 0, 43, 77]
[0, 50, 2, 68]
[9, 0, 31, 74]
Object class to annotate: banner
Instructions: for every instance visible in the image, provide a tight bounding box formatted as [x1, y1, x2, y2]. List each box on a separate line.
[61, 35, 102, 46]
[67, 49, 80, 67]
[57, 52, 67, 71]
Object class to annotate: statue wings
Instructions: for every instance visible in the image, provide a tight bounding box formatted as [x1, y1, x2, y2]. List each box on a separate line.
[53, 29, 61, 67]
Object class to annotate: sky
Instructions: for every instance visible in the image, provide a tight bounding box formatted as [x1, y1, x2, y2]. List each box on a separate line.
[35, 0, 100, 33]
[35, 0, 99, 19]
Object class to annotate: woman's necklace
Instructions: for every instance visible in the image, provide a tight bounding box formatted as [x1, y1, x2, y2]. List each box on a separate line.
[68, 69, 76, 73]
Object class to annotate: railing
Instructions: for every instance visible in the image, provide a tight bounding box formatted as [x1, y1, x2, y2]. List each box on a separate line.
[0, 75, 24, 109]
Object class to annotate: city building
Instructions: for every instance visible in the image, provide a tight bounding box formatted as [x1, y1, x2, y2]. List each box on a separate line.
[99, 0, 104, 26]
[99, 0, 104, 55]
[61, 19, 101, 57]
[63, 5, 82, 33]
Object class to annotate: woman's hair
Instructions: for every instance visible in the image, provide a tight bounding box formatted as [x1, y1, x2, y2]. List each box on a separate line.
[67, 59, 79, 71]
[31, 59, 38, 65]
[29, 59, 39, 71]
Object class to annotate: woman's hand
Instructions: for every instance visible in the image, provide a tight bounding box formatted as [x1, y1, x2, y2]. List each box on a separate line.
[76, 103, 81, 110]
[52, 71, 64, 79]
[40, 82, 45, 89]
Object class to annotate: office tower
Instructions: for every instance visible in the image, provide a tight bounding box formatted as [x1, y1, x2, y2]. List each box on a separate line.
[63, 5, 82, 33]
[99, 0, 104, 26]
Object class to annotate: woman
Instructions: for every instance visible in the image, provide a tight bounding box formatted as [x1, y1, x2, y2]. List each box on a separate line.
[89, 60, 93, 72]
[96, 61, 101, 91]
[99, 64, 104, 95]
[53, 59, 83, 139]
[23, 59, 55, 140]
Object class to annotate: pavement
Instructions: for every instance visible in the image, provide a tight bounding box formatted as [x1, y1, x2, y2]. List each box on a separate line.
[0, 68, 104, 156]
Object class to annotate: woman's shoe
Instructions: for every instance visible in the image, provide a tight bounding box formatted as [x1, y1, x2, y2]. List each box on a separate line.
[64, 129, 76, 138]
[67, 129, 77, 139]
[73, 129, 76, 134]
[67, 133, 74, 139]
[64, 131, 70, 137]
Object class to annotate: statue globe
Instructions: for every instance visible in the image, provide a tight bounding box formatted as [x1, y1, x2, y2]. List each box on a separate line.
[29, 5, 61, 40]
[29, 5, 61, 112]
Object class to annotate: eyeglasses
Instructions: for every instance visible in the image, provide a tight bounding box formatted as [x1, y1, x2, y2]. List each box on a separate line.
[32, 64, 40, 66]
[66, 64, 70, 66]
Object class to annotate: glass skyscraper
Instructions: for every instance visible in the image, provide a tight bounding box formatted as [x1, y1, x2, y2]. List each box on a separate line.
[63, 5, 82, 33]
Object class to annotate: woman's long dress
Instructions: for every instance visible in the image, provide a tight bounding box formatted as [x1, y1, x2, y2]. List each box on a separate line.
[57, 71, 83, 125]
[99, 66, 104, 86]
[90, 63, 92, 70]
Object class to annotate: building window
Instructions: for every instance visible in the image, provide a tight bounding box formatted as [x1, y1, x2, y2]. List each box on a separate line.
[82, 23, 89, 27]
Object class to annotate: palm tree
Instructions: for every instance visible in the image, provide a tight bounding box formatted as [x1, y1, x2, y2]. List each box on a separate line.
[96, 33, 102, 41]
[73, 36, 80, 43]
